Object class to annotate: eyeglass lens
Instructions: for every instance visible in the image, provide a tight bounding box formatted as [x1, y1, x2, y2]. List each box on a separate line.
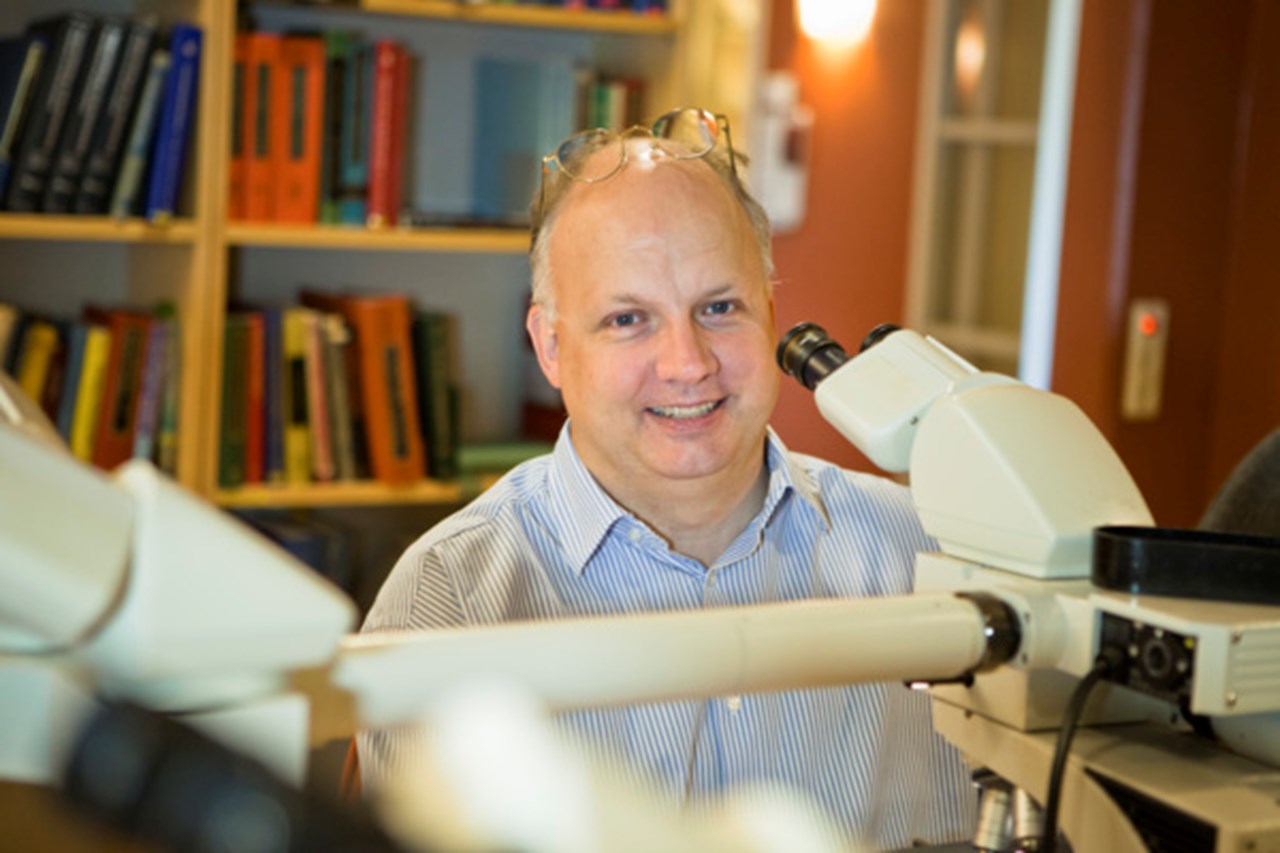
[554, 108, 721, 183]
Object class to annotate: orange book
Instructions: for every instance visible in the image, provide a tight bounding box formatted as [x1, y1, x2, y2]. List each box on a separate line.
[300, 289, 423, 483]
[275, 35, 326, 224]
[242, 32, 281, 222]
[85, 307, 152, 470]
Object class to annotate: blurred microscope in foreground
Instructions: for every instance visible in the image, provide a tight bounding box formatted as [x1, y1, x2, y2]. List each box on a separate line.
[3, 312, 1280, 851]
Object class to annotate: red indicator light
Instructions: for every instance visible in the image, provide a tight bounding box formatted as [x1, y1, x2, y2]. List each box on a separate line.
[1139, 313, 1159, 336]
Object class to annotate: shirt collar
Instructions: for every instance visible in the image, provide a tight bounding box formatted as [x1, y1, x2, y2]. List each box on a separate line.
[547, 423, 832, 575]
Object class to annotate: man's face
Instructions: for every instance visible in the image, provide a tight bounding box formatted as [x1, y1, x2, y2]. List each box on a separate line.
[527, 153, 780, 497]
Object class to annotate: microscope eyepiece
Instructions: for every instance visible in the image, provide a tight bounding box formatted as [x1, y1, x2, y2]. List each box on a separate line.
[777, 322, 849, 391]
[859, 323, 901, 353]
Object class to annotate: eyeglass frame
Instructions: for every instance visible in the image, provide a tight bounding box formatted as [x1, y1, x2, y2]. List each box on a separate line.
[531, 108, 739, 247]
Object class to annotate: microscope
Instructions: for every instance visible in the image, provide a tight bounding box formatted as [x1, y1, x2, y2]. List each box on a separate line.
[2, 319, 1279, 852]
[776, 321, 1280, 852]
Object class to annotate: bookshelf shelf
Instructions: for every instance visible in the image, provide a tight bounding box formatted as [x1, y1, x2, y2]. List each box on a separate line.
[226, 223, 530, 253]
[354, 0, 679, 36]
[0, 214, 199, 244]
[216, 478, 467, 508]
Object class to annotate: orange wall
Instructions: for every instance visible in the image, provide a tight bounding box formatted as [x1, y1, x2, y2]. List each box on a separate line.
[766, 0, 926, 470]
[1054, 0, 1280, 526]
[768, 0, 1280, 526]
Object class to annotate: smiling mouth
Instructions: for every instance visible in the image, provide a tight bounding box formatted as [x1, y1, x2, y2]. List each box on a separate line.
[647, 400, 723, 420]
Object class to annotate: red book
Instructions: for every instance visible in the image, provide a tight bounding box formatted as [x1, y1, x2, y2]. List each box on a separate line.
[242, 32, 281, 222]
[385, 44, 411, 228]
[366, 40, 398, 229]
[299, 290, 423, 484]
[244, 312, 265, 483]
[275, 35, 326, 223]
[85, 307, 152, 470]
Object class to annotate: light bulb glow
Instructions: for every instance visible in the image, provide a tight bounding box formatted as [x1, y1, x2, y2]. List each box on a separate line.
[797, 0, 877, 46]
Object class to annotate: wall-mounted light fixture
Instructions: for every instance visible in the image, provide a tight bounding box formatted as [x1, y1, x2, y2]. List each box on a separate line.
[796, 0, 877, 46]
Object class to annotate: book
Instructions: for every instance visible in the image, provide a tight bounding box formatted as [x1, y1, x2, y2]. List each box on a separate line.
[144, 22, 203, 224]
[282, 306, 313, 483]
[54, 321, 89, 442]
[320, 312, 357, 481]
[13, 318, 60, 404]
[68, 323, 111, 462]
[262, 306, 285, 482]
[336, 38, 372, 226]
[5, 12, 96, 212]
[238, 31, 280, 221]
[218, 312, 249, 488]
[0, 36, 47, 201]
[109, 47, 170, 219]
[227, 33, 248, 221]
[304, 307, 334, 481]
[130, 312, 170, 464]
[318, 31, 352, 224]
[412, 311, 459, 479]
[275, 35, 325, 223]
[300, 290, 423, 484]
[366, 39, 399, 228]
[43, 16, 127, 213]
[153, 302, 180, 474]
[86, 307, 151, 470]
[472, 56, 576, 224]
[73, 16, 157, 214]
[0, 302, 19, 368]
[243, 311, 266, 483]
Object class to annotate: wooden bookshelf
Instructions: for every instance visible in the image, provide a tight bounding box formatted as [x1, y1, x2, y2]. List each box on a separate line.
[357, 0, 679, 35]
[225, 223, 529, 253]
[0, 0, 764, 506]
[0, 214, 199, 243]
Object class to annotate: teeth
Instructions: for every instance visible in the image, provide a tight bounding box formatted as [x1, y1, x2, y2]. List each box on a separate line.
[649, 401, 718, 419]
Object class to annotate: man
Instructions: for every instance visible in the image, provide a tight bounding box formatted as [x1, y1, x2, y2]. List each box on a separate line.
[359, 109, 976, 848]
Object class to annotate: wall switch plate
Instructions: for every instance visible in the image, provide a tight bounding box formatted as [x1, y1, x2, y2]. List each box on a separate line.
[1120, 298, 1171, 421]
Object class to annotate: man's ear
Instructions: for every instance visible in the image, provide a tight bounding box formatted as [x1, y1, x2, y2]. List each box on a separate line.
[526, 303, 562, 389]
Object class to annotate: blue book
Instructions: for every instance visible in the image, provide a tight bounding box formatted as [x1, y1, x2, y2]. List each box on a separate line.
[55, 322, 89, 441]
[0, 36, 47, 201]
[336, 38, 372, 226]
[472, 57, 575, 225]
[144, 23, 202, 224]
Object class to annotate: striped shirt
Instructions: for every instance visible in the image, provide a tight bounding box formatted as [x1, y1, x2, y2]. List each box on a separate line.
[359, 426, 977, 848]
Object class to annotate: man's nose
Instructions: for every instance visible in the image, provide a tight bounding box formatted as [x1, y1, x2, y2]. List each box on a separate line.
[655, 320, 718, 382]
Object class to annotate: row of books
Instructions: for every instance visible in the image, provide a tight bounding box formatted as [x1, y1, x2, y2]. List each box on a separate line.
[230, 29, 412, 227]
[0, 12, 202, 221]
[0, 301, 181, 473]
[218, 292, 459, 489]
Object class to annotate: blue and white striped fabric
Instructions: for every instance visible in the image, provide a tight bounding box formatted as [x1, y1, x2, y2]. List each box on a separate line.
[359, 425, 977, 848]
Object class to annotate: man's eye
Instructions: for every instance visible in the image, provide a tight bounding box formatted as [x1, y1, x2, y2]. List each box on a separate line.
[608, 312, 640, 328]
[704, 300, 735, 316]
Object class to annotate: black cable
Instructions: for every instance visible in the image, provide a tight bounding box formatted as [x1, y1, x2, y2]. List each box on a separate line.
[1040, 646, 1126, 852]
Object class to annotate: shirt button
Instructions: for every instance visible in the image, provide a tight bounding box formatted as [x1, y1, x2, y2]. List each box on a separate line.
[627, 528, 643, 543]
[725, 695, 742, 713]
